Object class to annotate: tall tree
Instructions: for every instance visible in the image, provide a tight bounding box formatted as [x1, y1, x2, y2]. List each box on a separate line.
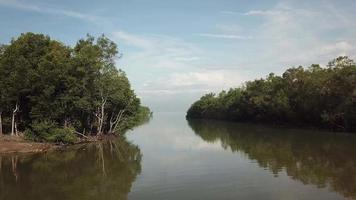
[0, 33, 151, 143]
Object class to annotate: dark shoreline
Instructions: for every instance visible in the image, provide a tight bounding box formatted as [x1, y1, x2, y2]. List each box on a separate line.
[0, 134, 117, 154]
[186, 117, 356, 135]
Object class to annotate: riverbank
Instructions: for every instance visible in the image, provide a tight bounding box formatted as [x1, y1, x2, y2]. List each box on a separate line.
[0, 135, 54, 154]
[0, 134, 123, 154]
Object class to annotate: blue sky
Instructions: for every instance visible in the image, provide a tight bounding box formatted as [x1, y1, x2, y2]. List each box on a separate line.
[1, 0, 356, 112]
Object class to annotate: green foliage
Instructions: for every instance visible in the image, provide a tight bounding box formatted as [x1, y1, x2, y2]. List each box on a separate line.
[0, 32, 151, 142]
[187, 56, 356, 132]
[25, 120, 77, 144]
[121, 106, 153, 132]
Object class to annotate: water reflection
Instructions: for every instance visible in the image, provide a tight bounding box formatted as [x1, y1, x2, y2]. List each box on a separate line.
[0, 136, 141, 200]
[188, 119, 356, 199]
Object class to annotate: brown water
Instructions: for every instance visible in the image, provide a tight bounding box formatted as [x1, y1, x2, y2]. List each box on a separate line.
[1, 112, 356, 200]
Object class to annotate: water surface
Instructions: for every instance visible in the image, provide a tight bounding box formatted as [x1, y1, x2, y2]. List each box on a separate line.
[1, 112, 356, 199]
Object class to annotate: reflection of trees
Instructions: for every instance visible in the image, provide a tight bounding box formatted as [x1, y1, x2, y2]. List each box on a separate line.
[188, 119, 356, 199]
[0, 136, 142, 200]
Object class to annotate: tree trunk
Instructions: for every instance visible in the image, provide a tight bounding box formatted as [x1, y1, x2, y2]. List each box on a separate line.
[109, 109, 125, 134]
[15, 122, 18, 136]
[113, 110, 126, 133]
[96, 98, 106, 135]
[11, 103, 19, 136]
[108, 112, 118, 134]
[95, 109, 101, 135]
[11, 113, 15, 136]
[0, 111, 3, 135]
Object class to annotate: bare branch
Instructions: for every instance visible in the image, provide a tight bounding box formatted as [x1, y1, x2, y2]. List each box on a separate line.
[74, 131, 89, 139]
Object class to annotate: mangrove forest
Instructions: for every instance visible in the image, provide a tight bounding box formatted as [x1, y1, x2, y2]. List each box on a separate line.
[187, 56, 356, 132]
[0, 32, 151, 143]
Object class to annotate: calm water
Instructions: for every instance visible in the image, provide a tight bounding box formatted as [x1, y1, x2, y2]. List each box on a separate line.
[1, 112, 356, 200]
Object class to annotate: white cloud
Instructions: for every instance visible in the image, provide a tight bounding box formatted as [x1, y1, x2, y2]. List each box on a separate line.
[168, 70, 241, 88]
[320, 41, 352, 56]
[239, 1, 356, 67]
[0, 0, 103, 23]
[209, 1, 356, 89]
[139, 69, 250, 96]
[195, 33, 252, 40]
[112, 31, 152, 48]
[222, 9, 286, 17]
[111, 31, 219, 112]
[196, 24, 250, 41]
[243, 10, 281, 16]
[220, 10, 241, 15]
[112, 31, 203, 70]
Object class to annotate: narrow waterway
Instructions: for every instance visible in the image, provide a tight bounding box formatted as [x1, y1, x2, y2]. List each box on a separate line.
[126, 112, 356, 200]
[1, 112, 356, 200]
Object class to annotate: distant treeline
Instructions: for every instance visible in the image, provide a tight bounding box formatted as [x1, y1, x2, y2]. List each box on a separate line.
[187, 57, 356, 132]
[0, 32, 151, 143]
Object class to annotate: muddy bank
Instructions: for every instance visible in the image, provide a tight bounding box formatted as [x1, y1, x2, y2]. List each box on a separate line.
[0, 134, 119, 154]
[0, 135, 55, 154]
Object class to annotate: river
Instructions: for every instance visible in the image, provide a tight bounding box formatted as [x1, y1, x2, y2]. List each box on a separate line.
[1, 112, 356, 199]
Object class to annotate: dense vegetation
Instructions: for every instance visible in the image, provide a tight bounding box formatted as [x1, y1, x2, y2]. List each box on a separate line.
[187, 57, 356, 132]
[188, 119, 356, 198]
[0, 33, 151, 143]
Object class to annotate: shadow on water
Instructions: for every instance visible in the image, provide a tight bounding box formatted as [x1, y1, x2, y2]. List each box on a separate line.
[188, 119, 356, 199]
[0, 136, 142, 200]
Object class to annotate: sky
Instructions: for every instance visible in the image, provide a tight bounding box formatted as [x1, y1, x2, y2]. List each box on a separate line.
[1, 0, 356, 112]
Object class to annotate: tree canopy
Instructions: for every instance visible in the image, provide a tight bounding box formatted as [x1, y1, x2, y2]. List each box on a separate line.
[0, 32, 151, 143]
[187, 57, 356, 132]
